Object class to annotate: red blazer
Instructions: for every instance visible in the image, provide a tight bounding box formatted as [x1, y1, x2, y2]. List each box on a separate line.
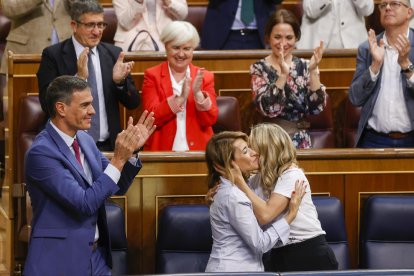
[142, 61, 218, 151]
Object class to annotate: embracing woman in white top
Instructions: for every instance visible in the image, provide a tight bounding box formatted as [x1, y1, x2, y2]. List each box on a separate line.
[233, 123, 338, 272]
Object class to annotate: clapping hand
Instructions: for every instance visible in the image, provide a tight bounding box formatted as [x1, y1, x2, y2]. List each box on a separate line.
[77, 48, 90, 80]
[368, 29, 385, 74]
[309, 41, 324, 71]
[395, 33, 411, 70]
[111, 112, 156, 170]
[129, 110, 156, 149]
[175, 76, 191, 107]
[278, 46, 290, 76]
[113, 52, 135, 85]
[193, 68, 205, 102]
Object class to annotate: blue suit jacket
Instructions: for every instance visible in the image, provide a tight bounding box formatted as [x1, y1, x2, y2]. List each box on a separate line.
[37, 38, 141, 149]
[349, 29, 414, 146]
[23, 122, 141, 276]
[200, 0, 281, 50]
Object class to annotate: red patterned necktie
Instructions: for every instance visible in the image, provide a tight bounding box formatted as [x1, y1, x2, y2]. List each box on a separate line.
[72, 138, 83, 168]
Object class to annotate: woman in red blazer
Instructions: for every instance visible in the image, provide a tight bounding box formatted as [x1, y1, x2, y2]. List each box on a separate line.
[142, 21, 218, 151]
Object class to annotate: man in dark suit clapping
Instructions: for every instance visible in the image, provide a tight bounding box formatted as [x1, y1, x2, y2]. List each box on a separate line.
[37, 0, 140, 151]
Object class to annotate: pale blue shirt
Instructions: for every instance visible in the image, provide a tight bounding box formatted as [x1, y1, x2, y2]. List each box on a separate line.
[205, 177, 290, 272]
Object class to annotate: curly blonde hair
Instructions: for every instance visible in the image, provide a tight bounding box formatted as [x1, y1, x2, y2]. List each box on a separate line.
[249, 123, 298, 198]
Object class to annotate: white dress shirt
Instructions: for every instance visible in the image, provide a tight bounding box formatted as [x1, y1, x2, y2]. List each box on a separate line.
[72, 36, 110, 142]
[368, 30, 414, 133]
[169, 65, 190, 151]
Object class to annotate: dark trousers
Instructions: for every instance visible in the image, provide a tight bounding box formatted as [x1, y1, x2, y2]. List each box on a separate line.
[222, 29, 263, 50]
[264, 235, 338, 272]
[358, 129, 414, 148]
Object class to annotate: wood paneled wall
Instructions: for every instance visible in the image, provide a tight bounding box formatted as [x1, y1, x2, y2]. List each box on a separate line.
[3, 51, 414, 275]
[127, 149, 414, 273]
[4, 49, 357, 146]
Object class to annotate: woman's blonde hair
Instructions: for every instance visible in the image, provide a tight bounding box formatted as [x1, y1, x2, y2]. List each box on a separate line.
[160, 21, 200, 49]
[205, 131, 249, 189]
[249, 123, 298, 197]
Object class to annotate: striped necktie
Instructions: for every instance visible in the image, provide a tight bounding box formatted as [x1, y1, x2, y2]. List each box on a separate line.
[87, 51, 100, 142]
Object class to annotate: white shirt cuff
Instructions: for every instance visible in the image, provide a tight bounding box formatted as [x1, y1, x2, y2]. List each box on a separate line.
[104, 163, 121, 185]
[369, 66, 379, 81]
[271, 218, 290, 246]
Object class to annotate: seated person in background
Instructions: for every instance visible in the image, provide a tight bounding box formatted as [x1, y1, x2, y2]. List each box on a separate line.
[349, 0, 414, 148]
[37, 0, 140, 151]
[204, 131, 305, 272]
[0, 0, 73, 74]
[141, 21, 218, 151]
[297, 0, 374, 49]
[201, 0, 282, 50]
[24, 75, 155, 275]
[251, 9, 326, 149]
[233, 123, 338, 272]
[0, 0, 73, 176]
[113, 0, 188, 52]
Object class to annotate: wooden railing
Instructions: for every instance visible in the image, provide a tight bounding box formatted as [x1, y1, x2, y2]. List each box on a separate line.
[3, 50, 414, 274]
[4, 48, 357, 142]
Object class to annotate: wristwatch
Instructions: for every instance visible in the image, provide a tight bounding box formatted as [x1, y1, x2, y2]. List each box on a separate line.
[401, 63, 414, 73]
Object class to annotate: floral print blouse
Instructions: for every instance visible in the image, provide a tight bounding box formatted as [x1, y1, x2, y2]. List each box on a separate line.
[250, 56, 327, 149]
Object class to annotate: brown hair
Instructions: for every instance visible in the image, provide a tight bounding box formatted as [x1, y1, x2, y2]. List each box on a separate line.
[264, 9, 301, 44]
[205, 131, 249, 189]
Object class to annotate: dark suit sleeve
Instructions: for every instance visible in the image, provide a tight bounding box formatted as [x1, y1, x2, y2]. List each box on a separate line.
[348, 42, 378, 107]
[37, 47, 61, 114]
[116, 159, 142, 195]
[101, 43, 141, 110]
[269, 0, 283, 4]
[114, 73, 141, 109]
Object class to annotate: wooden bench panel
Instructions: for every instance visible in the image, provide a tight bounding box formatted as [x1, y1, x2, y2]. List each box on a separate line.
[6, 49, 357, 135]
[5, 50, 414, 274]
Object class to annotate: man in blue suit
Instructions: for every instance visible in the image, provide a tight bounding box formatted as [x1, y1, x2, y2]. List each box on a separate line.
[37, 0, 140, 151]
[23, 75, 155, 275]
[349, 0, 414, 148]
[201, 0, 282, 50]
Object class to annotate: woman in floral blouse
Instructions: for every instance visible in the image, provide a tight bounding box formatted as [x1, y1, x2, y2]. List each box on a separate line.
[250, 9, 326, 149]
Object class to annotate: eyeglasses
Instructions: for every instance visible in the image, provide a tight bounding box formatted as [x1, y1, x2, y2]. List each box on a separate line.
[378, 1, 409, 10]
[76, 21, 108, 30]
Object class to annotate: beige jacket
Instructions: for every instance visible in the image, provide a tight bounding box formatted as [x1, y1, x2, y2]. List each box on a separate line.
[113, 0, 188, 52]
[1, 0, 72, 73]
[297, 0, 374, 49]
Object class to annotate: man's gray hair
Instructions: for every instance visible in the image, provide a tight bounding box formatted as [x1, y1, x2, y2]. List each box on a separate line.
[70, 0, 104, 22]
